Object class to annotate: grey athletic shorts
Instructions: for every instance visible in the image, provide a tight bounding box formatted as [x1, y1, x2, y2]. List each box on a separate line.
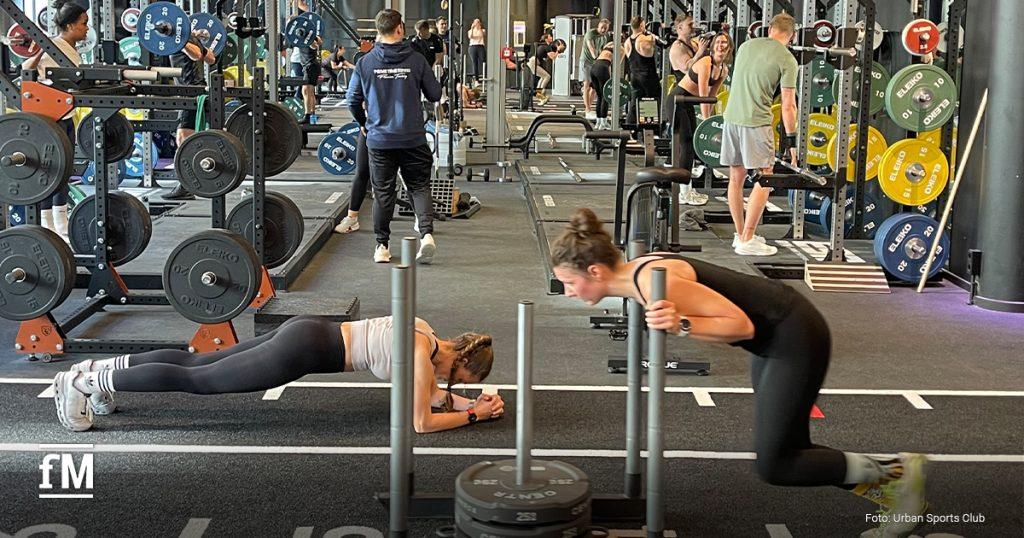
[720, 122, 775, 170]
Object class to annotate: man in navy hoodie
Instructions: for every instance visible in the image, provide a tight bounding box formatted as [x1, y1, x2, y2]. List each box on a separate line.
[346, 9, 442, 264]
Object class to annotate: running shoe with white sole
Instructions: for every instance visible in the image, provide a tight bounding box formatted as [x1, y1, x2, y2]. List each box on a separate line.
[333, 215, 360, 234]
[679, 189, 709, 206]
[374, 244, 392, 263]
[734, 238, 778, 256]
[732, 233, 767, 248]
[70, 360, 116, 415]
[54, 372, 93, 432]
[859, 453, 929, 538]
[416, 234, 436, 265]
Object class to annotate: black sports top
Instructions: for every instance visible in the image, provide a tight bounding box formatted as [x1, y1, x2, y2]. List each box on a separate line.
[688, 57, 725, 87]
[631, 254, 798, 354]
[671, 39, 697, 80]
[627, 34, 657, 77]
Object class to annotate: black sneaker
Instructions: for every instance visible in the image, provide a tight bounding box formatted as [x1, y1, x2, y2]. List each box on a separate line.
[162, 184, 195, 200]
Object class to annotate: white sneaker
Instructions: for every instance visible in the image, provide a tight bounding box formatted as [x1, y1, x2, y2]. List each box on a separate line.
[54, 372, 93, 432]
[374, 244, 392, 263]
[416, 233, 436, 265]
[333, 215, 360, 234]
[732, 233, 767, 248]
[734, 238, 777, 256]
[691, 164, 706, 177]
[585, 111, 597, 120]
[679, 189, 709, 206]
[71, 360, 116, 415]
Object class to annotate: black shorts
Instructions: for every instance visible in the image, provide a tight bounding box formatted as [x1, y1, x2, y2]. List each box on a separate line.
[177, 101, 209, 131]
[302, 61, 321, 85]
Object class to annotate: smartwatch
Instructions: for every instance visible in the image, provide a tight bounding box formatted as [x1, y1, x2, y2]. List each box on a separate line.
[467, 409, 478, 424]
[678, 316, 692, 336]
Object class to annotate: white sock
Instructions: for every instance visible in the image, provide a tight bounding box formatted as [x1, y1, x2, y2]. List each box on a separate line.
[72, 371, 115, 395]
[843, 452, 886, 484]
[93, 354, 130, 371]
[679, 182, 693, 197]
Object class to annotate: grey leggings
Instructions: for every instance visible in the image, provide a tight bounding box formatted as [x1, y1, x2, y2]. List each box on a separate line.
[111, 316, 344, 394]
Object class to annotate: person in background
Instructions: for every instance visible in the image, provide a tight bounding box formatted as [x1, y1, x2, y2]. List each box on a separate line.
[410, 19, 445, 67]
[347, 9, 442, 264]
[579, 18, 610, 120]
[527, 38, 565, 106]
[467, 19, 486, 85]
[21, 0, 91, 237]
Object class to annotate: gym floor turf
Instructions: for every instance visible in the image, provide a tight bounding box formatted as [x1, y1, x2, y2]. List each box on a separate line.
[0, 108, 1021, 537]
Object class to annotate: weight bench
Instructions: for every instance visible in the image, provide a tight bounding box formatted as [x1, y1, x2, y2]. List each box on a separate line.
[254, 295, 360, 336]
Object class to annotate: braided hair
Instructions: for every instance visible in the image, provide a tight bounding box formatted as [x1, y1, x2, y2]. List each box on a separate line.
[441, 332, 493, 411]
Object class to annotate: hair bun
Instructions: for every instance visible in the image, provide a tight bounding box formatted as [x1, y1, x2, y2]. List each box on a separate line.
[568, 208, 604, 236]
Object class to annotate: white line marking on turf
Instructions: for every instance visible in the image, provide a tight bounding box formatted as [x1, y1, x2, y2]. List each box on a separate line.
[324, 191, 344, 204]
[543, 195, 555, 207]
[7, 378, 1022, 398]
[531, 166, 541, 174]
[0, 443, 1019, 463]
[37, 385, 54, 398]
[765, 524, 794, 538]
[178, 518, 212, 538]
[262, 386, 287, 400]
[903, 392, 933, 410]
[39, 494, 93, 499]
[692, 389, 716, 407]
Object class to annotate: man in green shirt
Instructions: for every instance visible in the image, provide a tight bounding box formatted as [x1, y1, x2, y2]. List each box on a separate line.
[579, 19, 610, 119]
[721, 12, 799, 257]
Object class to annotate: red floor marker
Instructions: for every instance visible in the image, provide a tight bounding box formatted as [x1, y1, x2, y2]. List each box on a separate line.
[810, 405, 825, 419]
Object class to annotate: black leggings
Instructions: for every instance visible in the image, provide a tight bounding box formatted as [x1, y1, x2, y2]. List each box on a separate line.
[590, 60, 611, 119]
[111, 316, 344, 394]
[751, 297, 846, 487]
[627, 73, 661, 125]
[368, 144, 435, 245]
[468, 45, 485, 79]
[349, 130, 370, 213]
[664, 85, 698, 169]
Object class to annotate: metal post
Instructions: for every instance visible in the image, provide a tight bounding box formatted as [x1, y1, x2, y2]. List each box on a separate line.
[484, 0, 507, 165]
[389, 264, 412, 537]
[624, 240, 645, 498]
[268, 0, 279, 101]
[515, 300, 534, 486]
[400, 236, 416, 489]
[611, 0, 624, 130]
[826, 0, 858, 262]
[646, 267, 667, 537]
[791, 0, 817, 240]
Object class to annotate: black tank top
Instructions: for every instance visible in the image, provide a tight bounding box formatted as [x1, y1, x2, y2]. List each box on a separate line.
[671, 40, 696, 80]
[688, 58, 725, 87]
[631, 254, 797, 354]
[628, 35, 657, 77]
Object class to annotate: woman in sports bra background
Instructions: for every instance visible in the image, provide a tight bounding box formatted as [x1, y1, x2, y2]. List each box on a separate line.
[549, 208, 929, 538]
[665, 32, 733, 207]
[54, 316, 503, 434]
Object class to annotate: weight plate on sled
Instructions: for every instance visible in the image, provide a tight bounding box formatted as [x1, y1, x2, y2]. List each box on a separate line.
[0, 113, 74, 205]
[455, 505, 591, 538]
[455, 459, 591, 526]
[0, 225, 76, 321]
[69, 191, 153, 266]
[225, 191, 304, 269]
[174, 129, 248, 198]
[162, 229, 260, 324]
